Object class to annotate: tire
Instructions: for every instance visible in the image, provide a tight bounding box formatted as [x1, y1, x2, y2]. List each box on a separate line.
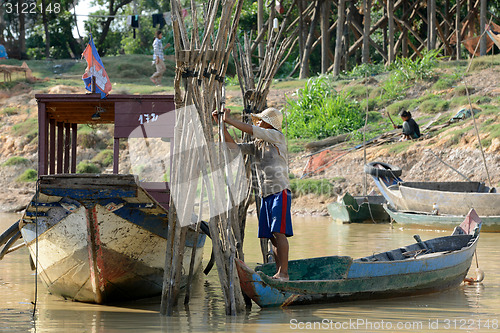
[364, 161, 402, 178]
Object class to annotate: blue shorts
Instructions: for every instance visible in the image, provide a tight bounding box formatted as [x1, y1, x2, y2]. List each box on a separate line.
[258, 189, 293, 238]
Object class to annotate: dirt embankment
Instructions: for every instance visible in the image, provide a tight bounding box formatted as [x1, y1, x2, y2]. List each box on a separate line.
[0, 75, 499, 215]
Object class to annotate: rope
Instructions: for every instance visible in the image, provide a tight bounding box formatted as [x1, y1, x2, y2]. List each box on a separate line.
[462, 17, 494, 188]
[32, 178, 40, 319]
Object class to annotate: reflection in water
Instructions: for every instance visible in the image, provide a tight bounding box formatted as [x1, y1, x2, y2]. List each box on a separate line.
[0, 213, 499, 332]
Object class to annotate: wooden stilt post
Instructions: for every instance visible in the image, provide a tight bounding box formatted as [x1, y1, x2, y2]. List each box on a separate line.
[429, 0, 437, 49]
[362, 0, 371, 64]
[321, 0, 330, 73]
[387, 0, 394, 64]
[402, 0, 408, 57]
[456, 0, 461, 59]
[479, 0, 487, 55]
[258, 0, 265, 65]
[333, 0, 346, 76]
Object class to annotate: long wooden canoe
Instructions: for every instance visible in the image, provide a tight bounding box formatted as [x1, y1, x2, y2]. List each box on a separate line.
[19, 174, 206, 304]
[366, 162, 500, 216]
[236, 209, 481, 308]
[327, 192, 390, 223]
[384, 204, 500, 232]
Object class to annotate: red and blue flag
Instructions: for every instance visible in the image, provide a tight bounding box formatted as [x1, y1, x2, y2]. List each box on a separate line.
[82, 34, 112, 99]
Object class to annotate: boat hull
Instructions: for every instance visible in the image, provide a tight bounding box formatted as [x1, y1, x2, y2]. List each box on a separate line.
[373, 178, 500, 216]
[236, 212, 481, 307]
[384, 204, 500, 232]
[20, 174, 206, 304]
[327, 193, 390, 223]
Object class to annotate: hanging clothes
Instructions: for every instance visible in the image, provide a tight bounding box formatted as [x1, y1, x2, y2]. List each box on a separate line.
[163, 12, 172, 26]
[152, 13, 166, 28]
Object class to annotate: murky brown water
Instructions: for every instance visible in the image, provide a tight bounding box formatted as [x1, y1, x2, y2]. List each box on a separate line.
[1, 212, 499, 332]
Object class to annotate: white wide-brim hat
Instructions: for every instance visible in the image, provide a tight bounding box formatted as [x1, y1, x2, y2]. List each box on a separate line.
[250, 107, 283, 131]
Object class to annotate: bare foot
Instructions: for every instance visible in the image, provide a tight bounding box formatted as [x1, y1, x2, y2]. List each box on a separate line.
[150, 77, 158, 85]
[272, 273, 289, 281]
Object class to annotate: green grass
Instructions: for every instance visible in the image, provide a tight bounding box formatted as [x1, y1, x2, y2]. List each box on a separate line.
[2, 156, 30, 166]
[1, 106, 18, 116]
[290, 179, 336, 197]
[16, 169, 37, 182]
[287, 138, 308, 153]
[387, 141, 413, 154]
[467, 54, 500, 71]
[12, 118, 38, 143]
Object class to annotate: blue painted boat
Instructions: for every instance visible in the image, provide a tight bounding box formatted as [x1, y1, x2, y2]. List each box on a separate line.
[236, 209, 481, 308]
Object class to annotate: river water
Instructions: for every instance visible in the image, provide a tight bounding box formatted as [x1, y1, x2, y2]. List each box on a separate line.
[0, 212, 499, 333]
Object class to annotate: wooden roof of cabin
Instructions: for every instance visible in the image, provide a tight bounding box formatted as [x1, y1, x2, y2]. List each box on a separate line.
[35, 93, 174, 124]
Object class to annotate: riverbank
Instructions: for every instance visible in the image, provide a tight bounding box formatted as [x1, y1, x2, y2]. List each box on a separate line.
[0, 55, 499, 215]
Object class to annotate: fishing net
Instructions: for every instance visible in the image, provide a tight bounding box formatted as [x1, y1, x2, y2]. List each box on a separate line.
[169, 105, 248, 227]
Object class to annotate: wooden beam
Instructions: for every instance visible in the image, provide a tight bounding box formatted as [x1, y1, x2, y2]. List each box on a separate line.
[362, 0, 371, 63]
[456, 0, 461, 59]
[321, 0, 330, 73]
[333, 0, 346, 76]
[71, 123, 77, 173]
[480, 0, 487, 55]
[38, 102, 48, 177]
[64, 123, 70, 173]
[49, 119, 55, 175]
[56, 122, 63, 174]
[387, 0, 394, 63]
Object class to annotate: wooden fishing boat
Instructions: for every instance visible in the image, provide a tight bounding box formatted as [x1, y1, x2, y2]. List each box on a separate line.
[327, 192, 390, 223]
[0, 93, 207, 304]
[365, 161, 500, 216]
[384, 204, 500, 232]
[236, 209, 481, 308]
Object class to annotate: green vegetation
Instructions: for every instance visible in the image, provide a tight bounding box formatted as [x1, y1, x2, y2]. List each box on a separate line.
[76, 161, 101, 173]
[2, 156, 30, 166]
[12, 118, 38, 143]
[91, 149, 114, 167]
[1, 107, 18, 116]
[286, 75, 363, 140]
[290, 179, 336, 197]
[16, 169, 37, 182]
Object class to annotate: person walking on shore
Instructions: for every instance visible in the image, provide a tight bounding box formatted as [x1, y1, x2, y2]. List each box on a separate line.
[150, 30, 170, 86]
[212, 107, 293, 281]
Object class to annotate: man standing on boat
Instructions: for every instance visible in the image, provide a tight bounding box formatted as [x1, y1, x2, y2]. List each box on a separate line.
[212, 107, 293, 281]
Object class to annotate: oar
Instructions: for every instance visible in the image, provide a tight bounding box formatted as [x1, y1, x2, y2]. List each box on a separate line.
[0, 220, 20, 248]
[0, 231, 22, 260]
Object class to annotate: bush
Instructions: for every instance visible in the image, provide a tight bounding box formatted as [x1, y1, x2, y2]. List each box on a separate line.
[91, 149, 114, 167]
[286, 75, 364, 140]
[390, 49, 441, 81]
[17, 169, 37, 182]
[342, 63, 386, 78]
[3, 156, 30, 166]
[76, 161, 101, 173]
